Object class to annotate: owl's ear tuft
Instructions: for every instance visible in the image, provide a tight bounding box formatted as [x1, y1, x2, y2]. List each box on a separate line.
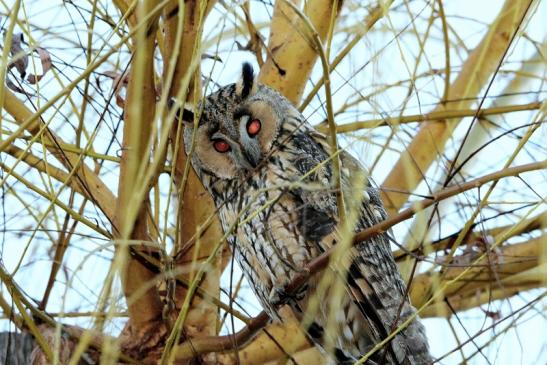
[237, 62, 257, 99]
[168, 98, 195, 124]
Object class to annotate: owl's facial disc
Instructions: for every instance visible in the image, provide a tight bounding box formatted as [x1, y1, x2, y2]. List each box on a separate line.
[210, 130, 257, 171]
[174, 63, 284, 182]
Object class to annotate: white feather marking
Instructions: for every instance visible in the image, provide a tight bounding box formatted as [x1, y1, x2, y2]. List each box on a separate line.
[373, 208, 383, 220]
[343, 325, 354, 341]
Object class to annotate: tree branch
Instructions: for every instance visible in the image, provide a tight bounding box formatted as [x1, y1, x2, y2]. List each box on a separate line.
[162, 0, 224, 348]
[412, 235, 545, 316]
[258, 0, 343, 104]
[393, 211, 546, 260]
[2, 90, 117, 221]
[114, 0, 164, 333]
[380, 0, 534, 216]
[316, 101, 542, 133]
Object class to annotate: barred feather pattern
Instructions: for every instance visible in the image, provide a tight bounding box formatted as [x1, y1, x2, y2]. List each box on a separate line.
[180, 64, 432, 365]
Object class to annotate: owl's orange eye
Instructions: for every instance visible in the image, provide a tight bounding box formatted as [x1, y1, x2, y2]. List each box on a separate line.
[247, 119, 261, 137]
[213, 139, 230, 153]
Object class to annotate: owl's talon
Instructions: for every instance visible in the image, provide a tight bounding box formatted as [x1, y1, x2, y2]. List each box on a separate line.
[269, 283, 308, 306]
[269, 286, 288, 306]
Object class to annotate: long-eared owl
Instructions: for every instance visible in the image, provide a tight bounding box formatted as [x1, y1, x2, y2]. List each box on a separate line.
[173, 63, 431, 364]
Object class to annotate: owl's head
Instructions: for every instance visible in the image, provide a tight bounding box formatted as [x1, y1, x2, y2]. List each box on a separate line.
[173, 63, 296, 182]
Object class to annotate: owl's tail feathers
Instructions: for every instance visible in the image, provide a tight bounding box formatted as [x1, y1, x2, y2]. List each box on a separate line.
[391, 305, 433, 365]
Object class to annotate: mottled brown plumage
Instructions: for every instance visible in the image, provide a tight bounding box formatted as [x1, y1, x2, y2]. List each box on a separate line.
[174, 63, 431, 364]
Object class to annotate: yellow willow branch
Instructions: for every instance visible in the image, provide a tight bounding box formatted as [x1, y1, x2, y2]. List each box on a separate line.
[114, 0, 164, 331]
[177, 314, 309, 363]
[353, 160, 546, 245]
[162, 0, 224, 348]
[393, 211, 547, 260]
[0, 0, 21, 134]
[113, 0, 137, 28]
[413, 235, 545, 317]
[0, 293, 24, 328]
[356, 237, 543, 363]
[317, 101, 542, 133]
[0, 133, 122, 163]
[1, 263, 139, 364]
[0, 0, 166, 155]
[124, 248, 252, 323]
[420, 283, 540, 318]
[437, 0, 451, 103]
[2, 90, 117, 221]
[3, 144, 108, 208]
[263, 346, 325, 365]
[0, 162, 110, 237]
[299, 0, 394, 110]
[258, 0, 342, 104]
[380, 0, 534, 216]
[398, 51, 545, 279]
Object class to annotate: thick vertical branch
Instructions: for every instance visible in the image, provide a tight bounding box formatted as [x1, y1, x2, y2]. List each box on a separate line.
[115, 0, 163, 335]
[163, 0, 223, 343]
[258, 0, 342, 104]
[113, 0, 137, 27]
[380, 0, 532, 215]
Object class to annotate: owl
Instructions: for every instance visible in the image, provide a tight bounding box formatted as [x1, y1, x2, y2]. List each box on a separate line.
[173, 63, 432, 364]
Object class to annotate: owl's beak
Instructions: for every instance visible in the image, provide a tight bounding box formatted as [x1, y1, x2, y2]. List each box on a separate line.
[242, 138, 263, 170]
[233, 152, 253, 171]
[242, 148, 260, 169]
[233, 142, 261, 171]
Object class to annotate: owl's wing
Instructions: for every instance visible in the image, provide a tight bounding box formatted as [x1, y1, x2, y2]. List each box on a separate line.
[288, 131, 339, 241]
[291, 141, 429, 363]
[287, 134, 400, 313]
[289, 134, 406, 293]
[339, 152, 431, 364]
[339, 151, 408, 296]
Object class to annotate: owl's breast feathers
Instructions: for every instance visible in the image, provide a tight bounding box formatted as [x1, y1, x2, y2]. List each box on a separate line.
[215, 126, 431, 364]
